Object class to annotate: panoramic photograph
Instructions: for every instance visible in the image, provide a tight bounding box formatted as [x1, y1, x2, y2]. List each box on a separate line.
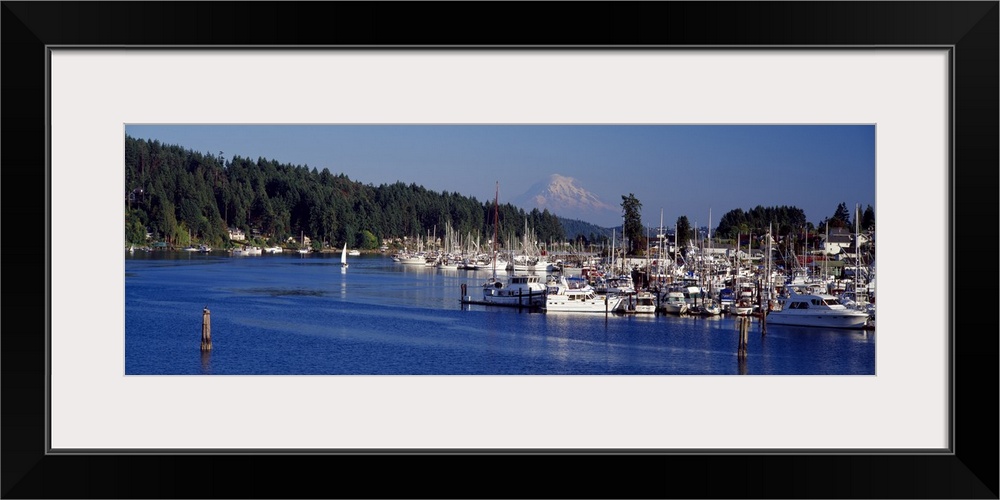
[124, 124, 876, 375]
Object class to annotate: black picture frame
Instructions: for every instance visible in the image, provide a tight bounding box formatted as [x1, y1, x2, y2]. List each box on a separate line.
[3, 2, 997, 498]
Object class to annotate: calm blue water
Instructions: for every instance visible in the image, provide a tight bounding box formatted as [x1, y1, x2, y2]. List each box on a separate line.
[125, 252, 876, 375]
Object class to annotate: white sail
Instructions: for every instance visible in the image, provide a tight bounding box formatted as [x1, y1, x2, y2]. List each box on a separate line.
[341, 243, 349, 267]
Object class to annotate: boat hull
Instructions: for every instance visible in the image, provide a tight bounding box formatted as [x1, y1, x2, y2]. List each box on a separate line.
[481, 288, 546, 306]
[546, 295, 622, 313]
[766, 312, 870, 329]
[661, 304, 688, 315]
[477, 275, 547, 308]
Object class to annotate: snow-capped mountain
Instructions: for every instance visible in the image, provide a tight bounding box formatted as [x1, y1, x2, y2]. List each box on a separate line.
[511, 174, 620, 226]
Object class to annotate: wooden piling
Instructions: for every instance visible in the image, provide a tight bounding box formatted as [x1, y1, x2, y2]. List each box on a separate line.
[761, 306, 767, 336]
[758, 284, 767, 336]
[737, 316, 749, 360]
[201, 307, 212, 351]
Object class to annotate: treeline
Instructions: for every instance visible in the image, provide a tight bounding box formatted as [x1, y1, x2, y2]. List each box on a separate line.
[559, 218, 613, 246]
[715, 205, 810, 240]
[715, 203, 875, 242]
[124, 136, 566, 249]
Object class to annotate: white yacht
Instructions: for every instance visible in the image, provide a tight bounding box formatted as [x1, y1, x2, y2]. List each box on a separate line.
[479, 273, 547, 307]
[767, 291, 870, 329]
[659, 290, 689, 315]
[395, 251, 428, 265]
[545, 276, 623, 313]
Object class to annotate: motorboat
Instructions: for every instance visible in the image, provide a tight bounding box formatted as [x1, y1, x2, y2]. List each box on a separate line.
[395, 251, 427, 265]
[233, 246, 262, 256]
[767, 291, 870, 329]
[545, 276, 623, 313]
[627, 291, 657, 314]
[731, 294, 755, 316]
[659, 290, 689, 315]
[480, 273, 547, 307]
[436, 255, 462, 270]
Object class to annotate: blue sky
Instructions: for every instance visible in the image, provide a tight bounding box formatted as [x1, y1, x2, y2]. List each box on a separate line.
[125, 124, 875, 229]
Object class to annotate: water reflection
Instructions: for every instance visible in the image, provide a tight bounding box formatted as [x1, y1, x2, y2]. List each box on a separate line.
[126, 254, 875, 375]
[200, 350, 211, 374]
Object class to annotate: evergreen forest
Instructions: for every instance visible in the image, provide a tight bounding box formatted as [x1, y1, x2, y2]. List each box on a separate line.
[125, 136, 568, 251]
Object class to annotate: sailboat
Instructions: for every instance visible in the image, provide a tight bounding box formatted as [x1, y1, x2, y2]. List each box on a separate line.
[341, 243, 349, 268]
[298, 231, 310, 254]
[479, 182, 546, 307]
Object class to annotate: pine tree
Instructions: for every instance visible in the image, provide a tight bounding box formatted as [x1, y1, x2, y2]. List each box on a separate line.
[861, 205, 875, 231]
[831, 202, 852, 228]
[621, 194, 643, 255]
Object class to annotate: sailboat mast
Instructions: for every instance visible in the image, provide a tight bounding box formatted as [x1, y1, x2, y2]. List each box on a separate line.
[825, 222, 830, 284]
[854, 203, 860, 305]
[735, 232, 740, 298]
[492, 182, 499, 278]
[611, 228, 616, 274]
[674, 219, 679, 277]
[767, 222, 773, 301]
[658, 208, 664, 288]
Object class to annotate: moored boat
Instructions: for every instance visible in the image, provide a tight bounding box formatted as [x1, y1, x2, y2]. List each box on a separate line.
[544, 276, 622, 313]
[479, 273, 547, 307]
[731, 294, 755, 316]
[659, 290, 689, 315]
[767, 291, 870, 329]
[465, 181, 545, 309]
[694, 300, 722, 316]
[624, 291, 656, 314]
[395, 251, 427, 265]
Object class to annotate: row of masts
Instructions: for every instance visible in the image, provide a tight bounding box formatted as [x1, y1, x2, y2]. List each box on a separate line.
[398, 193, 874, 314]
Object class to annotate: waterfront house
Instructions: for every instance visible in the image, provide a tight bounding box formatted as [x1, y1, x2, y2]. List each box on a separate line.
[821, 227, 852, 255]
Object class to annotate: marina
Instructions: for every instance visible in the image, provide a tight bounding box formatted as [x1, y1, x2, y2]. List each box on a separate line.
[122, 125, 876, 376]
[125, 250, 875, 376]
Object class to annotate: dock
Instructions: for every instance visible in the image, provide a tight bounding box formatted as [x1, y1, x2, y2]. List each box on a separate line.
[459, 297, 545, 311]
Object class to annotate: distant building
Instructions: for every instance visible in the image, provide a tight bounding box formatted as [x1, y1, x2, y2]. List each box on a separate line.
[821, 227, 857, 255]
[229, 227, 246, 241]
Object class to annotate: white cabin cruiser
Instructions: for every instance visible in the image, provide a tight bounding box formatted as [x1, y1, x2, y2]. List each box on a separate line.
[545, 276, 623, 313]
[480, 273, 547, 307]
[768, 291, 870, 329]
